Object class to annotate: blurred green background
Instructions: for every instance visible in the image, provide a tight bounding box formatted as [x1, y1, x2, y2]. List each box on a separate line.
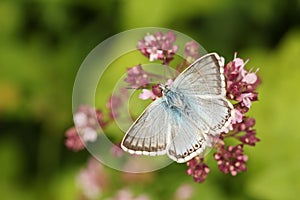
[1, 0, 300, 199]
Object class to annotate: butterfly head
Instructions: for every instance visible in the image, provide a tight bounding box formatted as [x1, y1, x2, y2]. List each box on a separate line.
[158, 84, 170, 95]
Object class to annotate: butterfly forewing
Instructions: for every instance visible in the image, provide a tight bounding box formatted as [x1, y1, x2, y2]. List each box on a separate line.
[172, 53, 226, 97]
[121, 99, 170, 156]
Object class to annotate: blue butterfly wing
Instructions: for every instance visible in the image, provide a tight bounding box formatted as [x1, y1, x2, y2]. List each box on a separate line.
[121, 99, 170, 156]
[172, 53, 233, 135]
[172, 53, 226, 96]
[166, 107, 212, 163]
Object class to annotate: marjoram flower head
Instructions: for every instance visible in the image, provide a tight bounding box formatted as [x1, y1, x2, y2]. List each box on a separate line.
[137, 31, 178, 64]
[65, 105, 108, 151]
[124, 64, 150, 89]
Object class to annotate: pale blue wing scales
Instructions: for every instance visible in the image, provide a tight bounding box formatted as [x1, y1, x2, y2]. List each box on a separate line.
[166, 112, 211, 163]
[187, 96, 233, 135]
[172, 53, 233, 134]
[172, 53, 226, 97]
[121, 99, 170, 156]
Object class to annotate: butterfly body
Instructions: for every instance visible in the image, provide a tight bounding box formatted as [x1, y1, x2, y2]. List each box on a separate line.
[121, 53, 234, 163]
[162, 87, 186, 110]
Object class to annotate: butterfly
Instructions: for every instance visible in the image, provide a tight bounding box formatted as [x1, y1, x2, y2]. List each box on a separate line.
[121, 53, 233, 163]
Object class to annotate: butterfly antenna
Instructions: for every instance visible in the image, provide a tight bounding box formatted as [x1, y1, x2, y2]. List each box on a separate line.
[125, 87, 138, 90]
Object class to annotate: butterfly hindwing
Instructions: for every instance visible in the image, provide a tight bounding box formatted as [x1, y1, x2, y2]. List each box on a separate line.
[187, 96, 233, 135]
[166, 109, 211, 163]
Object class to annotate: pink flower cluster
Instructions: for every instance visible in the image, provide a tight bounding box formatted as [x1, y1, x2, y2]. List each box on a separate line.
[225, 53, 259, 109]
[77, 158, 109, 199]
[186, 157, 210, 183]
[233, 117, 260, 146]
[214, 142, 248, 176]
[65, 92, 129, 154]
[65, 105, 108, 151]
[106, 92, 126, 119]
[137, 31, 178, 64]
[222, 53, 260, 147]
[124, 64, 150, 89]
[184, 41, 200, 63]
